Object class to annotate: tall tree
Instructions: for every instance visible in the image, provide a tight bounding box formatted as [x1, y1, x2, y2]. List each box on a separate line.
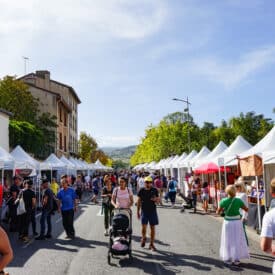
[78, 132, 98, 162]
[0, 76, 39, 123]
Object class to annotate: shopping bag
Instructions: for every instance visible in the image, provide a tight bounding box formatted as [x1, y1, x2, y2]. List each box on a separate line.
[17, 197, 26, 215]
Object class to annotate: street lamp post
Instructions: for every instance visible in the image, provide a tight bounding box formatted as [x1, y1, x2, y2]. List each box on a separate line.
[172, 97, 191, 153]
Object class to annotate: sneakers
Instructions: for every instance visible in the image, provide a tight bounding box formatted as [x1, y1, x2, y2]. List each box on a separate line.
[35, 235, 46, 240]
[233, 260, 241, 266]
[45, 234, 52, 239]
[104, 230, 109, 236]
[22, 236, 30, 243]
[223, 260, 232, 266]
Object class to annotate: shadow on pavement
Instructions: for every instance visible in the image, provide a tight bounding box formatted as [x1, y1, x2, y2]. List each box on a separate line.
[121, 248, 272, 274]
[7, 195, 95, 268]
[131, 234, 170, 247]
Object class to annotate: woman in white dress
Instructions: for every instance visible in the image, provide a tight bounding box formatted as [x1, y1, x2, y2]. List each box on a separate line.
[217, 185, 249, 266]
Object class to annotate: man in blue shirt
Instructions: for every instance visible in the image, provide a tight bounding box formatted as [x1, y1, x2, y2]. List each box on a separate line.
[57, 178, 77, 239]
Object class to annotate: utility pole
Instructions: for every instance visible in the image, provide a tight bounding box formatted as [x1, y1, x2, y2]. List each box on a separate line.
[172, 97, 192, 153]
[22, 56, 29, 75]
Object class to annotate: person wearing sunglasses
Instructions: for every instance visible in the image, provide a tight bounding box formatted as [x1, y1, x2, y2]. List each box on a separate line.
[137, 176, 160, 251]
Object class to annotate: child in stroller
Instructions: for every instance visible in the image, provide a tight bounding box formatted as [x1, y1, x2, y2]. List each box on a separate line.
[108, 208, 132, 264]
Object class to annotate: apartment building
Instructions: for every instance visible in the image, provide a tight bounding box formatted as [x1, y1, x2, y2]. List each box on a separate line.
[0, 109, 12, 151]
[20, 71, 81, 157]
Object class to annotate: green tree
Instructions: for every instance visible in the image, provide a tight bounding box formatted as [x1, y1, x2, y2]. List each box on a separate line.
[78, 132, 98, 162]
[0, 76, 39, 123]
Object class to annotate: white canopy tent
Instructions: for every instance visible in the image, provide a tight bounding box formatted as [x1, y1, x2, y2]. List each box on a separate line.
[10, 145, 40, 175]
[172, 152, 187, 168]
[60, 156, 77, 175]
[0, 146, 14, 170]
[178, 150, 198, 168]
[0, 146, 15, 185]
[190, 146, 211, 169]
[196, 141, 228, 168]
[217, 136, 252, 166]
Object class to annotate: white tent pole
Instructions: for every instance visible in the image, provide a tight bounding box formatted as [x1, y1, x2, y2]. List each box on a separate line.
[1, 167, 4, 186]
[224, 166, 228, 187]
[256, 176, 262, 231]
[262, 163, 267, 212]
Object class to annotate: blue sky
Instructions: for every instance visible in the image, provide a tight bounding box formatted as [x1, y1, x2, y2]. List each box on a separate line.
[1, 0, 275, 147]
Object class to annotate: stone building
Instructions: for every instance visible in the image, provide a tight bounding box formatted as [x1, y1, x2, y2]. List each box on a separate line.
[19, 71, 81, 157]
[0, 109, 12, 151]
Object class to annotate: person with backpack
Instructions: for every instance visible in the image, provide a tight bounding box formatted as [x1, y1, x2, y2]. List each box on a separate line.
[111, 177, 133, 209]
[36, 179, 54, 240]
[167, 177, 178, 207]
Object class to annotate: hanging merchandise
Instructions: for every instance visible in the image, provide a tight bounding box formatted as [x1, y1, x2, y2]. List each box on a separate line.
[239, 155, 263, 177]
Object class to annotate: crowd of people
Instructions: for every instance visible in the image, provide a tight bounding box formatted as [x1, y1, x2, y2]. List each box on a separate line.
[2, 169, 275, 273]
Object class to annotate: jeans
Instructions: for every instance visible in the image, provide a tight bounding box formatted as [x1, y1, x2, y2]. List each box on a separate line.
[192, 193, 197, 209]
[40, 209, 52, 236]
[61, 209, 75, 237]
[168, 192, 177, 203]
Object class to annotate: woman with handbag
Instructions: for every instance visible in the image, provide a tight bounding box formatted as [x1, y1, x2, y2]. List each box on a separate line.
[217, 185, 249, 266]
[101, 179, 114, 236]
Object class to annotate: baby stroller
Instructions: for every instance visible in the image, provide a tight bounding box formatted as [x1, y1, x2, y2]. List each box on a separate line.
[108, 208, 132, 264]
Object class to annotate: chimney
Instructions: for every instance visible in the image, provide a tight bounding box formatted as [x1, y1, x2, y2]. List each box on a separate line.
[36, 70, 50, 90]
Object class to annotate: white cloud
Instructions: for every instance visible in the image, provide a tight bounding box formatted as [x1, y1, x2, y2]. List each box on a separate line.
[188, 45, 275, 89]
[0, 0, 168, 76]
[96, 135, 140, 147]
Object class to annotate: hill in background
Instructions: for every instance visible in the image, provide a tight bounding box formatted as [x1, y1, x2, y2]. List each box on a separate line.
[101, 145, 137, 163]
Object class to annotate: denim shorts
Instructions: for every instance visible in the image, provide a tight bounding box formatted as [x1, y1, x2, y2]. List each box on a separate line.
[141, 210, 159, 226]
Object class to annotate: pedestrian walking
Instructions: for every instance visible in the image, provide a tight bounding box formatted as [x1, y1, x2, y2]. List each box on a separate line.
[0, 226, 13, 275]
[154, 175, 163, 205]
[36, 179, 54, 240]
[167, 177, 178, 207]
[191, 177, 200, 213]
[217, 185, 249, 266]
[201, 182, 209, 213]
[111, 177, 134, 209]
[18, 180, 36, 242]
[101, 179, 114, 236]
[91, 175, 100, 204]
[137, 176, 159, 251]
[75, 175, 83, 201]
[57, 178, 77, 239]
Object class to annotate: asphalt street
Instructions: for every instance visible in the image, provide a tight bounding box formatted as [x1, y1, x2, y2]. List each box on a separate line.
[4, 197, 274, 275]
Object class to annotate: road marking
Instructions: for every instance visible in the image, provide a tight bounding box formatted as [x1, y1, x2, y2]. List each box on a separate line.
[56, 217, 62, 224]
[22, 238, 35, 249]
[97, 209, 103, 216]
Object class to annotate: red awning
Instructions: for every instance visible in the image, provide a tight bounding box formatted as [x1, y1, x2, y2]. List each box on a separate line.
[194, 162, 230, 174]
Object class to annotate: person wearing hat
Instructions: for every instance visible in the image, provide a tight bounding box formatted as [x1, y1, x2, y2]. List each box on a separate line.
[137, 176, 160, 251]
[18, 180, 36, 242]
[36, 179, 54, 240]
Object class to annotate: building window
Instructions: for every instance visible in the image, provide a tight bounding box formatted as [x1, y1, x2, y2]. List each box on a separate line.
[59, 133, 62, 150]
[59, 106, 62, 122]
[64, 112, 67, 126]
[64, 135, 67, 152]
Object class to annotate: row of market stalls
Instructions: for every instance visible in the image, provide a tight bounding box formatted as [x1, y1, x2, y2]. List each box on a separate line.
[134, 126, 275, 231]
[0, 145, 112, 184]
